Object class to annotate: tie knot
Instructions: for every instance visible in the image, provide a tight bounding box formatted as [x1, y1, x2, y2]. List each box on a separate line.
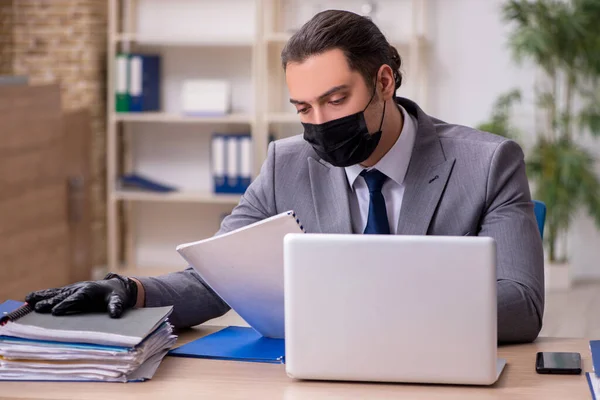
[361, 169, 388, 193]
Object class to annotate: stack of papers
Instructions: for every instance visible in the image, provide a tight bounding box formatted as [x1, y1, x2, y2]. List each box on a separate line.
[0, 300, 177, 382]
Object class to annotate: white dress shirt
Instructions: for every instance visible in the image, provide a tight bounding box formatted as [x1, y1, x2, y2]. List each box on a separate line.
[345, 105, 417, 234]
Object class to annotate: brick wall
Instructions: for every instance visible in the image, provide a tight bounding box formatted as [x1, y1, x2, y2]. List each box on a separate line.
[0, 0, 14, 75]
[4, 0, 108, 268]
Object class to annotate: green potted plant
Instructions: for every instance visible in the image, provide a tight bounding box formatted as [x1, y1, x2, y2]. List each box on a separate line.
[478, 0, 600, 288]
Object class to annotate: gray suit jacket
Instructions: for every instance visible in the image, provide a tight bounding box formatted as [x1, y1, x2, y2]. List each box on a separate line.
[137, 98, 544, 344]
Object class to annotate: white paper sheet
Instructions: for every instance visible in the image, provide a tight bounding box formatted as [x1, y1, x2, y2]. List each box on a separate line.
[588, 372, 600, 399]
[176, 210, 304, 338]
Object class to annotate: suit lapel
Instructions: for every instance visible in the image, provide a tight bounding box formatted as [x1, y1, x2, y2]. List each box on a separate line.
[308, 158, 353, 234]
[397, 98, 456, 235]
[397, 157, 455, 235]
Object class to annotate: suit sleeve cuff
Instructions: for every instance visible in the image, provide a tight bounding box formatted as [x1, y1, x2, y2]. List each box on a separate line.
[133, 276, 173, 308]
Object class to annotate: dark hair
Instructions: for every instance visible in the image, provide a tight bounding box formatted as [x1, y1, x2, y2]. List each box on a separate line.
[281, 10, 403, 92]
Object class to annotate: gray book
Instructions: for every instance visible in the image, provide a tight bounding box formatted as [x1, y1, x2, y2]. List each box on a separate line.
[0, 305, 173, 348]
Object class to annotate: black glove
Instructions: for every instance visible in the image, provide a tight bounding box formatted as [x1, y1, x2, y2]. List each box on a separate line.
[24, 273, 138, 318]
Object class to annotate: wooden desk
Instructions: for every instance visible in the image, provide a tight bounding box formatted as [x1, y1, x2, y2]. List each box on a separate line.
[0, 328, 592, 400]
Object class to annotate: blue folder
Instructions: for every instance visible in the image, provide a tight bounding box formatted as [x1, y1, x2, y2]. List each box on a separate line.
[591, 341, 600, 375]
[168, 326, 285, 364]
[588, 373, 599, 400]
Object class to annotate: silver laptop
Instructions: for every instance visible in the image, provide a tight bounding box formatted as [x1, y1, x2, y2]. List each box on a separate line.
[283, 234, 506, 385]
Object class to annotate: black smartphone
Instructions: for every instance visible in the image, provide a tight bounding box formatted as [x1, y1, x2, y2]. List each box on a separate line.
[535, 352, 582, 375]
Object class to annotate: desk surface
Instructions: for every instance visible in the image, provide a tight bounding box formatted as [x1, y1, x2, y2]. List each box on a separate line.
[1, 327, 593, 400]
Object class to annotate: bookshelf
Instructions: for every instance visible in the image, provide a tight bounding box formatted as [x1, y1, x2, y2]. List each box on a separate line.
[112, 190, 241, 205]
[112, 112, 254, 124]
[114, 33, 256, 47]
[106, 0, 429, 271]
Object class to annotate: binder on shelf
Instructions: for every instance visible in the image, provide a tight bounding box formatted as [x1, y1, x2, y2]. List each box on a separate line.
[212, 133, 252, 195]
[128, 54, 161, 112]
[212, 134, 227, 194]
[168, 326, 285, 364]
[225, 135, 239, 192]
[115, 53, 129, 112]
[238, 135, 252, 192]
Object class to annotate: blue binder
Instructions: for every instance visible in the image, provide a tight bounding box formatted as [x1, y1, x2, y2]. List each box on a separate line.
[237, 134, 252, 193]
[212, 134, 252, 195]
[128, 54, 161, 112]
[168, 326, 285, 364]
[224, 135, 239, 193]
[212, 133, 228, 194]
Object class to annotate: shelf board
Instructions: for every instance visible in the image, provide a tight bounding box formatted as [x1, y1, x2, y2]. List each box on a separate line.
[265, 32, 292, 44]
[267, 113, 300, 124]
[264, 33, 425, 51]
[113, 112, 254, 124]
[113, 190, 241, 205]
[114, 33, 254, 47]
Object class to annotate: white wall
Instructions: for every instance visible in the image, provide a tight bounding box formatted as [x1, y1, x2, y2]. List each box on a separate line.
[425, 0, 600, 280]
[425, 0, 537, 139]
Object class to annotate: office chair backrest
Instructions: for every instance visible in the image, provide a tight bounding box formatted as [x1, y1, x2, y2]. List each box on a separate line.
[532, 200, 546, 239]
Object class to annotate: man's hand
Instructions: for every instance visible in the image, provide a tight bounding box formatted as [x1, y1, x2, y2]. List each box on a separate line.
[25, 273, 138, 318]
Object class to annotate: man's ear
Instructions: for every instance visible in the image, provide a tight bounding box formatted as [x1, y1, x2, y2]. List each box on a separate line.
[377, 64, 396, 101]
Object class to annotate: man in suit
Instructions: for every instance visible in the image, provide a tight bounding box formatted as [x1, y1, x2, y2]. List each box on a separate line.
[26, 10, 544, 343]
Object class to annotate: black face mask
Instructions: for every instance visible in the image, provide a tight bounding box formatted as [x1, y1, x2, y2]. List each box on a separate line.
[302, 86, 386, 167]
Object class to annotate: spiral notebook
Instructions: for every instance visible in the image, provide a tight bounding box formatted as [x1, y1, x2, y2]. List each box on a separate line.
[176, 210, 305, 339]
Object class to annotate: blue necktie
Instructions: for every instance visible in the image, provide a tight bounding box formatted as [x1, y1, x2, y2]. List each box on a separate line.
[361, 169, 390, 234]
